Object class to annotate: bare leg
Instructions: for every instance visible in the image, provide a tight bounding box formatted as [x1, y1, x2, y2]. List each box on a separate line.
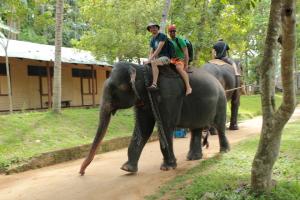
[221, 57, 240, 76]
[150, 60, 159, 86]
[176, 63, 192, 95]
[232, 63, 240, 76]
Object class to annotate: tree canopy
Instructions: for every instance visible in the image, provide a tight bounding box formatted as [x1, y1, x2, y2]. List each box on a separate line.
[0, 0, 299, 82]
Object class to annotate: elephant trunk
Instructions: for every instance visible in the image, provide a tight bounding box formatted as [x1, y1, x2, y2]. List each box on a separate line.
[79, 102, 112, 175]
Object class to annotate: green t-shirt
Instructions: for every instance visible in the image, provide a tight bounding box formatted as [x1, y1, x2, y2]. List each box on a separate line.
[170, 37, 187, 60]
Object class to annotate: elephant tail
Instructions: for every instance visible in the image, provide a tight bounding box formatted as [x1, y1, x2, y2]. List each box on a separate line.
[202, 129, 210, 149]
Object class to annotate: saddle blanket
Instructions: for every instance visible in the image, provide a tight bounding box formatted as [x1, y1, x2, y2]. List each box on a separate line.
[208, 59, 230, 66]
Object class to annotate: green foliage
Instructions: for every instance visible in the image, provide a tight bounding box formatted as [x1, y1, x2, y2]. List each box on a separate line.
[73, 0, 164, 62]
[146, 119, 300, 200]
[0, 0, 87, 47]
[1, 0, 277, 83]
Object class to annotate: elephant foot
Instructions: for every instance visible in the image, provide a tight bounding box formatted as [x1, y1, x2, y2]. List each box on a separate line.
[220, 145, 230, 153]
[209, 127, 218, 135]
[187, 150, 203, 160]
[160, 160, 177, 171]
[120, 161, 138, 173]
[229, 124, 239, 130]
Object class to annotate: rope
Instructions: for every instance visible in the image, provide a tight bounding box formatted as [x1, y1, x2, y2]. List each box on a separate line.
[225, 84, 256, 92]
[147, 91, 170, 152]
[142, 64, 171, 156]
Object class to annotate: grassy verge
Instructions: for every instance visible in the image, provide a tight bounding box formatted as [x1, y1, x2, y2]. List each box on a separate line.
[235, 94, 282, 121]
[146, 119, 300, 200]
[0, 108, 134, 171]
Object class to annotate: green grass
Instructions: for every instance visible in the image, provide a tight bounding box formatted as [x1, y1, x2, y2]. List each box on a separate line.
[234, 94, 282, 121]
[0, 108, 134, 171]
[146, 119, 300, 200]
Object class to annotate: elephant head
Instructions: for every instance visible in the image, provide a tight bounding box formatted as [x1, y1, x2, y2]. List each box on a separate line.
[79, 62, 143, 175]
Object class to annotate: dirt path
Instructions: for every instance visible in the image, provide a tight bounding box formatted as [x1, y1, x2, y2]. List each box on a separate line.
[1, 107, 299, 200]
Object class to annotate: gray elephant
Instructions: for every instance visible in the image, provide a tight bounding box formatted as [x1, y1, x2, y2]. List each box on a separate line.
[79, 62, 229, 175]
[202, 61, 243, 130]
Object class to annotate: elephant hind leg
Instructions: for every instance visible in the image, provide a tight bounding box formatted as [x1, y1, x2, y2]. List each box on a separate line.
[214, 102, 230, 153]
[187, 128, 203, 160]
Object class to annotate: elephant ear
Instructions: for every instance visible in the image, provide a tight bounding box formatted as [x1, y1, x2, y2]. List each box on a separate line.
[128, 65, 141, 100]
[128, 66, 136, 84]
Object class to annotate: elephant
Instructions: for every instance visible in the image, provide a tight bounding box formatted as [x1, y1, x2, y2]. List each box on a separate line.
[202, 60, 243, 130]
[79, 61, 230, 175]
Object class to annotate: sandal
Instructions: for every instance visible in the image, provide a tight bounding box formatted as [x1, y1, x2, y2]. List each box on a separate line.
[147, 83, 159, 91]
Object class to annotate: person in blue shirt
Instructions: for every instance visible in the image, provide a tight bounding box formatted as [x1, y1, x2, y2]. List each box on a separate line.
[145, 23, 176, 91]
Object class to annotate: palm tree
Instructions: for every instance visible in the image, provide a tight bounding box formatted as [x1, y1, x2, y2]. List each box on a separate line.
[52, 0, 64, 113]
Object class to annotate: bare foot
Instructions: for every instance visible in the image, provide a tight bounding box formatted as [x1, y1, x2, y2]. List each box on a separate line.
[186, 87, 192, 96]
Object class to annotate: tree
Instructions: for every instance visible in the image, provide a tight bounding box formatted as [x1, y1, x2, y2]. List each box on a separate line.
[251, 0, 297, 193]
[160, 0, 171, 33]
[0, 21, 18, 113]
[52, 0, 64, 113]
[74, 0, 164, 63]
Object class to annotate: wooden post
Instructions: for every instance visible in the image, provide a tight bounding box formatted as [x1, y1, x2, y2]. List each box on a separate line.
[47, 61, 52, 108]
[91, 65, 95, 107]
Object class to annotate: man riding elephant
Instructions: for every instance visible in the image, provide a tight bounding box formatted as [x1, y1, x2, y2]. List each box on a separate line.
[211, 39, 241, 76]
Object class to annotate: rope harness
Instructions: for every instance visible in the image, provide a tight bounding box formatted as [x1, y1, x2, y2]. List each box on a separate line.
[142, 65, 171, 154]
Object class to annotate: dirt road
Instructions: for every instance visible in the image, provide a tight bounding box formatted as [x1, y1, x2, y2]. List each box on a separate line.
[1, 108, 299, 200]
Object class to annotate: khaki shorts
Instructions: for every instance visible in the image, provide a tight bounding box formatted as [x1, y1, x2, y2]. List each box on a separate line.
[153, 56, 170, 65]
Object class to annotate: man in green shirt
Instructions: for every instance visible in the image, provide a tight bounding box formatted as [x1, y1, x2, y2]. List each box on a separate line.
[168, 24, 192, 95]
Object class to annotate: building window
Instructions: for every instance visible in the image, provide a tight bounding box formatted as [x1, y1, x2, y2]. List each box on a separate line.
[0, 63, 9, 96]
[106, 71, 110, 79]
[28, 65, 53, 77]
[72, 68, 97, 95]
[0, 63, 7, 75]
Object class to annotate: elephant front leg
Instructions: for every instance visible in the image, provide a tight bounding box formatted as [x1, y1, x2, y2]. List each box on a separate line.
[159, 129, 177, 171]
[187, 128, 203, 160]
[121, 108, 155, 173]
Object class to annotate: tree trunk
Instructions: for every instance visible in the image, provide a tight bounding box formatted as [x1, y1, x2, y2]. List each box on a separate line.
[194, 0, 208, 64]
[251, 0, 296, 193]
[4, 41, 13, 113]
[160, 0, 171, 33]
[52, 0, 64, 113]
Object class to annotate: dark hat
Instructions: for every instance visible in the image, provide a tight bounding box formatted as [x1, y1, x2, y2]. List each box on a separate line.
[146, 23, 160, 31]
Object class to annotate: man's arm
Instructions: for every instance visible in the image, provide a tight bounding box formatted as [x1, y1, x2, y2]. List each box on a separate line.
[149, 41, 165, 60]
[148, 49, 154, 60]
[211, 49, 216, 59]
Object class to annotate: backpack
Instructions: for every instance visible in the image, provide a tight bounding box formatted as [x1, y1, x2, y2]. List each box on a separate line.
[175, 37, 194, 63]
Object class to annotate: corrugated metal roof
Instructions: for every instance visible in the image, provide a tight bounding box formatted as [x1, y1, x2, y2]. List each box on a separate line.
[0, 39, 112, 67]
